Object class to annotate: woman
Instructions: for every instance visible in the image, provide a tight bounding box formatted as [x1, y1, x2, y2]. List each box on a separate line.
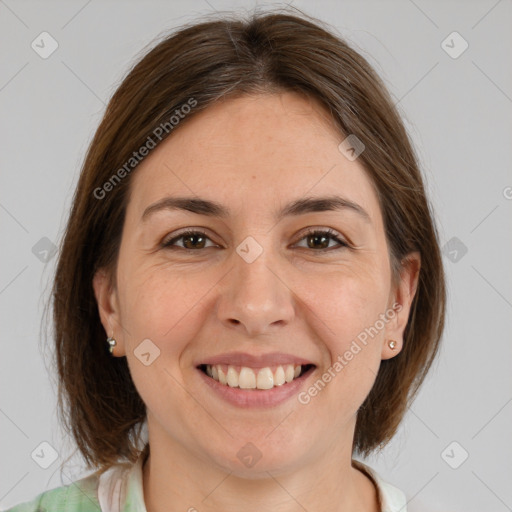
[6, 8, 445, 512]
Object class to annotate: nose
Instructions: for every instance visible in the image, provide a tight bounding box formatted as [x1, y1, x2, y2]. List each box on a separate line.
[217, 246, 295, 337]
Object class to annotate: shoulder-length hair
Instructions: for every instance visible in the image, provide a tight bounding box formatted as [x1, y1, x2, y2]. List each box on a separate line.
[50, 7, 446, 471]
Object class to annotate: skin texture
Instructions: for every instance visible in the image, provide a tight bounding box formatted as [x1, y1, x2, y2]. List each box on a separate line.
[93, 91, 420, 512]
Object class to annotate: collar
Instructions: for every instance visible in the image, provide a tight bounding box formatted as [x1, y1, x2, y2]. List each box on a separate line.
[97, 450, 147, 512]
[352, 459, 408, 512]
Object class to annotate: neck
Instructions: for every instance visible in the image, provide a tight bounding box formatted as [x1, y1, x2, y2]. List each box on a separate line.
[141, 429, 379, 512]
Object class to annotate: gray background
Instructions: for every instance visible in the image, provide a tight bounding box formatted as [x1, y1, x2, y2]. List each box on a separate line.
[1, 0, 511, 510]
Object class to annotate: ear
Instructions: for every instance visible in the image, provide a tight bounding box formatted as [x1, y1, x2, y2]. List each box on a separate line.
[92, 268, 126, 357]
[381, 251, 421, 360]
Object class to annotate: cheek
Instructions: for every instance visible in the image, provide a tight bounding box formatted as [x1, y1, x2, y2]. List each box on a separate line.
[308, 263, 390, 342]
[117, 264, 220, 387]
[298, 272, 388, 411]
[117, 269, 208, 431]
[319, 266, 391, 399]
[119, 265, 205, 339]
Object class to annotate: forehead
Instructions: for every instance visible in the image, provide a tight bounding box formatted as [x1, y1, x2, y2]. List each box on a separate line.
[126, 92, 380, 224]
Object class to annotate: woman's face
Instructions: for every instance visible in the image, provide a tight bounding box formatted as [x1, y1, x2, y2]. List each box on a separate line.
[94, 91, 419, 476]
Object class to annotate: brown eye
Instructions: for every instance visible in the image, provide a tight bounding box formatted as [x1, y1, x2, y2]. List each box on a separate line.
[162, 228, 348, 252]
[306, 232, 330, 249]
[162, 230, 215, 250]
[295, 229, 348, 251]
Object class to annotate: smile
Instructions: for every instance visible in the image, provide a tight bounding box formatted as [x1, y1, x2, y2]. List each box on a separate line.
[199, 363, 315, 390]
[195, 351, 317, 407]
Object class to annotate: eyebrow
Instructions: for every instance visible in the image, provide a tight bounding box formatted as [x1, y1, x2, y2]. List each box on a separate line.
[141, 195, 371, 224]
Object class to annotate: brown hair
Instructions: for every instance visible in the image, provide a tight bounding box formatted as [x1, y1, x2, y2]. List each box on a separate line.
[49, 6, 446, 471]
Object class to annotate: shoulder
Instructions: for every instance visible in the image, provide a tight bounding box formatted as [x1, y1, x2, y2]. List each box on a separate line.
[5, 451, 148, 512]
[3, 472, 101, 512]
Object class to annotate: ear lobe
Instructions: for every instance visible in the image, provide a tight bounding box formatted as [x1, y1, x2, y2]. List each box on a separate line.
[381, 252, 421, 360]
[92, 269, 125, 356]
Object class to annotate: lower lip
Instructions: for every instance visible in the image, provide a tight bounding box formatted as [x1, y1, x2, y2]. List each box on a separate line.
[197, 366, 316, 408]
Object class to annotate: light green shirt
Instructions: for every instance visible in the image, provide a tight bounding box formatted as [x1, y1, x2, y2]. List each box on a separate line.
[4, 454, 407, 511]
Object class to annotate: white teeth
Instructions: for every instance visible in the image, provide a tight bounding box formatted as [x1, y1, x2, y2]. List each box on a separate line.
[204, 363, 308, 389]
[238, 367, 256, 389]
[274, 366, 285, 386]
[256, 367, 274, 389]
[218, 366, 227, 385]
[285, 364, 295, 383]
[226, 366, 239, 387]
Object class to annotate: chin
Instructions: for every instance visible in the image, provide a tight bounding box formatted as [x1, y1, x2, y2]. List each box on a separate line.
[204, 436, 308, 479]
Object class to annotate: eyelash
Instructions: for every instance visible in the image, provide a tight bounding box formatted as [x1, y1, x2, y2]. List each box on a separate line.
[161, 228, 349, 252]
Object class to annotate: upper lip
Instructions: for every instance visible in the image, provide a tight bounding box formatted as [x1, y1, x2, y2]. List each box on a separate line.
[197, 351, 316, 369]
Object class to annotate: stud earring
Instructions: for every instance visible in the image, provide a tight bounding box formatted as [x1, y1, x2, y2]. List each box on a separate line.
[388, 340, 397, 350]
[107, 336, 117, 354]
